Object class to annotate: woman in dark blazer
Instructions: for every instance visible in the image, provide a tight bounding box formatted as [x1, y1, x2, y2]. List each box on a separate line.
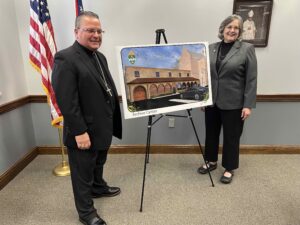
[197, 15, 257, 184]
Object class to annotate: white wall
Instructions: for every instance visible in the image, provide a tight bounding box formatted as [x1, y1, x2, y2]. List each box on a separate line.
[0, 0, 28, 105]
[256, 1, 300, 94]
[4, 0, 300, 104]
[89, 0, 300, 95]
[0, 0, 36, 174]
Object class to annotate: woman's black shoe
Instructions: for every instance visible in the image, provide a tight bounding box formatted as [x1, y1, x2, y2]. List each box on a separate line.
[220, 170, 234, 184]
[197, 163, 217, 174]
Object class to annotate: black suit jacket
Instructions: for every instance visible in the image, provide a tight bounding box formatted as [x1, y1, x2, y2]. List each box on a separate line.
[52, 42, 122, 150]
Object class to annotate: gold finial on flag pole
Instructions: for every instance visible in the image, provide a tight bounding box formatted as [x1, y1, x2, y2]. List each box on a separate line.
[53, 128, 70, 176]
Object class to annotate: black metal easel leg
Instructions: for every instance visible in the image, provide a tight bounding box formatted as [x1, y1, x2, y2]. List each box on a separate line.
[155, 29, 168, 44]
[140, 116, 153, 212]
[187, 109, 215, 187]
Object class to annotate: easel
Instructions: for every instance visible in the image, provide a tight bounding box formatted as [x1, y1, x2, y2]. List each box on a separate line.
[139, 29, 214, 212]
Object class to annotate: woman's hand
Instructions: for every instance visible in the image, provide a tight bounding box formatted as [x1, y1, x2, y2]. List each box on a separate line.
[241, 108, 251, 120]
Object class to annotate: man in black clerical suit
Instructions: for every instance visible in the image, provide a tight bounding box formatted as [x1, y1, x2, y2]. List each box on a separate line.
[52, 11, 122, 225]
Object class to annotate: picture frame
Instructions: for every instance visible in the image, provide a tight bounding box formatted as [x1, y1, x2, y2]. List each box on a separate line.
[233, 0, 273, 47]
[116, 42, 213, 119]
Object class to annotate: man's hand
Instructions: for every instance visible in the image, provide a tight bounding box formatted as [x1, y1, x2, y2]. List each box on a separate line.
[75, 132, 91, 150]
[241, 108, 251, 120]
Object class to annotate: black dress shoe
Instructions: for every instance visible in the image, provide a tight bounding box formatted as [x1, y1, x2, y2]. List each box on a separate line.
[79, 215, 107, 225]
[92, 186, 121, 198]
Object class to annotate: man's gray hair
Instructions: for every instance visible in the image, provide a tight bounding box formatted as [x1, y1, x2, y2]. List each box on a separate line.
[218, 14, 243, 40]
[75, 11, 99, 28]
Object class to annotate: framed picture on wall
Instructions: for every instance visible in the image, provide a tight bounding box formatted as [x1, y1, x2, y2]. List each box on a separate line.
[233, 0, 273, 47]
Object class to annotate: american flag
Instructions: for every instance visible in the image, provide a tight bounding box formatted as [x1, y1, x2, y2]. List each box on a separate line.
[29, 0, 63, 127]
[75, 0, 84, 16]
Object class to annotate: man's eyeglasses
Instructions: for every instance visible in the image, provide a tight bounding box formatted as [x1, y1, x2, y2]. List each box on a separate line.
[80, 28, 105, 35]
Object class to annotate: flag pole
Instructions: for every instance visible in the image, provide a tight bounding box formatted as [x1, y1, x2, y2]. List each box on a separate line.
[53, 128, 70, 176]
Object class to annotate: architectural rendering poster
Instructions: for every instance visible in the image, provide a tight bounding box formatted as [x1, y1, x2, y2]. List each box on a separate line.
[116, 42, 212, 119]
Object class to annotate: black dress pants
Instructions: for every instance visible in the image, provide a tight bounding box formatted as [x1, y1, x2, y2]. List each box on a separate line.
[68, 148, 109, 220]
[204, 105, 244, 171]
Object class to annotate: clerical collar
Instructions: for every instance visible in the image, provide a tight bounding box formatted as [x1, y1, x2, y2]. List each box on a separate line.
[75, 41, 97, 56]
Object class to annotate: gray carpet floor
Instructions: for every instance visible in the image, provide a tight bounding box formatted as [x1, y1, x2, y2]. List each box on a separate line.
[0, 154, 300, 225]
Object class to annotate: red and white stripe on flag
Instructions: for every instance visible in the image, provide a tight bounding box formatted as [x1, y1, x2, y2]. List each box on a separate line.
[29, 0, 63, 127]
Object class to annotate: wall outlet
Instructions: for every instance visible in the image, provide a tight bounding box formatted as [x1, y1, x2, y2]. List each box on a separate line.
[168, 117, 175, 128]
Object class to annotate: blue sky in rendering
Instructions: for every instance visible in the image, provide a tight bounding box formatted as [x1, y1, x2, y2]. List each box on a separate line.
[120, 43, 206, 69]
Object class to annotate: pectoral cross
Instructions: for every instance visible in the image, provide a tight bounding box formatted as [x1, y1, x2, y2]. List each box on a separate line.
[106, 87, 113, 97]
[93, 52, 113, 98]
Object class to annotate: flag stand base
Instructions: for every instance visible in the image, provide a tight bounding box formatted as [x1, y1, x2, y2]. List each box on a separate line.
[53, 160, 70, 176]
